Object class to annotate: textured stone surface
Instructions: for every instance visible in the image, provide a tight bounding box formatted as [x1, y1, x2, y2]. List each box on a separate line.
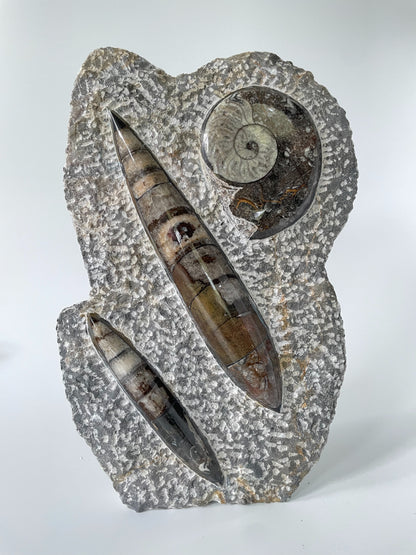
[57, 48, 358, 511]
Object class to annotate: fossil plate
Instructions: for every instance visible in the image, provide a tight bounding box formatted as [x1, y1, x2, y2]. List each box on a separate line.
[57, 48, 357, 512]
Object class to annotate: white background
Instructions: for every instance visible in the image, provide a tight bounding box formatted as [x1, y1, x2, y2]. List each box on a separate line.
[0, 1, 415, 553]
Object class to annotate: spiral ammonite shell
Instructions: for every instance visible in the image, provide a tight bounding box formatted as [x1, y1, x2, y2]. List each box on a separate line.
[201, 87, 322, 239]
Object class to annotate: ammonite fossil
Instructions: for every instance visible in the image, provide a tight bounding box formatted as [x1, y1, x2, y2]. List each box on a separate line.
[201, 87, 322, 239]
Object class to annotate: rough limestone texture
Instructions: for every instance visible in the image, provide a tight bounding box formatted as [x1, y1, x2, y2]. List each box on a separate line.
[57, 48, 358, 511]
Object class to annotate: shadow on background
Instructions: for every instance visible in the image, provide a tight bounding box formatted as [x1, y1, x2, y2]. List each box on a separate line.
[0, 343, 14, 367]
[295, 412, 416, 498]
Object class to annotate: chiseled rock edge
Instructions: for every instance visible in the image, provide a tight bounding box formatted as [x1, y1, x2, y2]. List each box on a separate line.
[57, 48, 357, 511]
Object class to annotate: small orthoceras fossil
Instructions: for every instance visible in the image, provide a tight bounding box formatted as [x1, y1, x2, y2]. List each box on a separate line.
[88, 313, 224, 485]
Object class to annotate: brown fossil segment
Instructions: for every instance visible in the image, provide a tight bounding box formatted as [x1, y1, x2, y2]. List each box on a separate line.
[110, 111, 282, 411]
[201, 86, 322, 239]
[87, 313, 224, 486]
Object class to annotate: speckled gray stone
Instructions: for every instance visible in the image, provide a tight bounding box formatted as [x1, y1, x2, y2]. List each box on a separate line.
[57, 48, 357, 511]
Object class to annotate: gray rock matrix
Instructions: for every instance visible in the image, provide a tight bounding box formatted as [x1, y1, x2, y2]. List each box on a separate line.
[57, 48, 357, 511]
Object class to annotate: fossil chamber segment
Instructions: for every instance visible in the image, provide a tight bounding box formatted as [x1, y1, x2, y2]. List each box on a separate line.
[201, 87, 322, 239]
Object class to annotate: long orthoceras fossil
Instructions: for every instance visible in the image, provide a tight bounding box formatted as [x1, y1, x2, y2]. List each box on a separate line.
[87, 313, 224, 485]
[110, 112, 283, 411]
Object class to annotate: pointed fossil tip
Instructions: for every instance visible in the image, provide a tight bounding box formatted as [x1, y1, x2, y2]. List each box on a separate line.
[261, 400, 282, 413]
[109, 110, 127, 130]
[273, 403, 282, 414]
[205, 460, 225, 487]
[257, 390, 282, 413]
[215, 470, 225, 488]
[249, 229, 266, 241]
[86, 312, 102, 330]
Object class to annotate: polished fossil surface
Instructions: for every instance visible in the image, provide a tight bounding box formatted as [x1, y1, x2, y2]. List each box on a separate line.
[201, 87, 321, 239]
[87, 313, 223, 485]
[111, 112, 282, 411]
[57, 49, 357, 512]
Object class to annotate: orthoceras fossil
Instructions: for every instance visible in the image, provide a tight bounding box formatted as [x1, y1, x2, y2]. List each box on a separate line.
[87, 313, 224, 485]
[110, 112, 283, 411]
